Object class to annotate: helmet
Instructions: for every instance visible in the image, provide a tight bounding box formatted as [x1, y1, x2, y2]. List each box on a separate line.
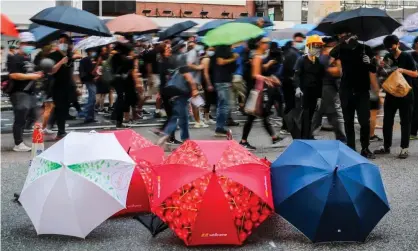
[306, 35, 324, 46]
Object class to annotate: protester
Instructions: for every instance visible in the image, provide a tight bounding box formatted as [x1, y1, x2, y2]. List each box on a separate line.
[8, 32, 43, 152]
[311, 36, 346, 142]
[201, 46, 216, 125]
[330, 27, 379, 159]
[95, 46, 111, 113]
[410, 36, 418, 139]
[239, 36, 282, 150]
[232, 43, 248, 116]
[373, 35, 418, 159]
[369, 49, 385, 142]
[79, 48, 97, 123]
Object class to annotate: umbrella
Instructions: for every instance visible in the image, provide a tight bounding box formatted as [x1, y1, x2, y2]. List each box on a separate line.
[234, 16, 274, 28]
[19, 132, 135, 238]
[331, 7, 401, 41]
[1, 13, 19, 38]
[101, 129, 164, 217]
[30, 6, 111, 37]
[197, 19, 231, 36]
[311, 11, 342, 35]
[28, 23, 61, 45]
[74, 35, 117, 50]
[271, 140, 390, 243]
[106, 14, 159, 35]
[400, 35, 416, 45]
[151, 140, 274, 246]
[203, 23, 264, 46]
[268, 28, 309, 40]
[158, 20, 198, 41]
[403, 12, 418, 32]
[366, 35, 411, 51]
[134, 213, 168, 237]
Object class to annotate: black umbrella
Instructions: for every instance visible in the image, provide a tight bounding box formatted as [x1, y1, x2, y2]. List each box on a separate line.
[158, 20, 198, 41]
[29, 23, 61, 46]
[312, 11, 342, 35]
[134, 213, 168, 237]
[331, 8, 401, 41]
[30, 6, 111, 37]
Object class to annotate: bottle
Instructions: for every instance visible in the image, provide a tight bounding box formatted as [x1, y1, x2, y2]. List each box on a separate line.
[31, 123, 44, 165]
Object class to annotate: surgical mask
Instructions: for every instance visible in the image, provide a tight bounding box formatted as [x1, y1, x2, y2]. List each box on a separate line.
[21, 45, 35, 55]
[58, 43, 68, 52]
[207, 51, 215, 57]
[294, 42, 305, 51]
[308, 47, 321, 57]
[195, 45, 203, 51]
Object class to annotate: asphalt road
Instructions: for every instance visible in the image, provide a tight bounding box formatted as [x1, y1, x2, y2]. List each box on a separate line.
[1, 124, 418, 251]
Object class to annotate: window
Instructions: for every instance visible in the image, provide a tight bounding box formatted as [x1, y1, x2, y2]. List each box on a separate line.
[82, 1, 135, 17]
[82, 0, 99, 16]
[256, 12, 264, 17]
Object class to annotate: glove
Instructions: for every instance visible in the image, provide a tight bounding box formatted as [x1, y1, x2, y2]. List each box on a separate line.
[316, 98, 322, 111]
[295, 87, 303, 98]
[362, 55, 371, 65]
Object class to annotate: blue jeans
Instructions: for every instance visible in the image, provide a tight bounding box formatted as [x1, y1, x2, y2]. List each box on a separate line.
[215, 82, 231, 131]
[163, 96, 190, 141]
[81, 82, 96, 120]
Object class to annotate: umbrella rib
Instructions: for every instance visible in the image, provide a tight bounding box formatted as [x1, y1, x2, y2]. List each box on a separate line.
[298, 141, 335, 169]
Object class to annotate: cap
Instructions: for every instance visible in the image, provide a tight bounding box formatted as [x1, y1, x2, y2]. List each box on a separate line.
[19, 32, 35, 43]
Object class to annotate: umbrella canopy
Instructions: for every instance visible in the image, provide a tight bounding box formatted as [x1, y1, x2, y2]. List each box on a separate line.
[271, 140, 390, 243]
[403, 12, 418, 32]
[19, 132, 135, 238]
[101, 129, 164, 217]
[74, 35, 117, 50]
[269, 28, 309, 40]
[106, 14, 159, 35]
[234, 16, 273, 28]
[151, 140, 274, 246]
[366, 35, 411, 51]
[29, 23, 61, 45]
[30, 6, 111, 37]
[400, 34, 416, 45]
[159, 20, 198, 41]
[311, 11, 342, 35]
[196, 19, 231, 36]
[203, 23, 264, 46]
[331, 7, 401, 41]
[1, 13, 19, 38]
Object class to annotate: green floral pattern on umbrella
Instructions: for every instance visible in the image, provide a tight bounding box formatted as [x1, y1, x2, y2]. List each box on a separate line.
[23, 158, 62, 189]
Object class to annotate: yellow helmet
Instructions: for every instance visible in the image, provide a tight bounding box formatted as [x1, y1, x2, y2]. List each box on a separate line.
[306, 35, 324, 46]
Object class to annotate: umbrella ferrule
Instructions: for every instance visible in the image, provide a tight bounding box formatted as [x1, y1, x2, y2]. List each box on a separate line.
[212, 165, 216, 173]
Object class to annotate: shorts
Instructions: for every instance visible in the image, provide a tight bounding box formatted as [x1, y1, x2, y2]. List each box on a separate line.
[146, 74, 160, 96]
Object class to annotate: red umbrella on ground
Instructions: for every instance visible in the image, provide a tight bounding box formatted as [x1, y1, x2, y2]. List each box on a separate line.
[106, 14, 159, 35]
[101, 129, 164, 216]
[151, 140, 274, 246]
[1, 14, 19, 38]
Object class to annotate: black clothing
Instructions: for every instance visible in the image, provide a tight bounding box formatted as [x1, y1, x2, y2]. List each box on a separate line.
[8, 54, 36, 93]
[293, 55, 324, 98]
[281, 47, 301, 80]
[410, 51, 418, 135]
[144, 49, 160, 75]
[384, 51, 417, 87]
[79, 57, 95, 82]
[213, 46, 236, 83]
[330, 44, 376, 93]
[10, 92, 37, 145]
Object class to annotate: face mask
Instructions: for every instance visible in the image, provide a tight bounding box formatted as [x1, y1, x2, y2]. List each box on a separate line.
[294, 42, 305, 51]
[308, 47, 321, 57]
[207, 51, 215, 57]
[21, 45, 35, 55]
[59, 43, 68, 52]
[91, 52, 97, 58]
[195, 45, 203, 51]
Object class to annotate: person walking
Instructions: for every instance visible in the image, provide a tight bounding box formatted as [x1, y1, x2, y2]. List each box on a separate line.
[409, 36, 418, 139]
[329, 27, 379, 159]
[201, 46, 216, 125]
[79, 48, 97, 123]
[374, 35, 418, 159]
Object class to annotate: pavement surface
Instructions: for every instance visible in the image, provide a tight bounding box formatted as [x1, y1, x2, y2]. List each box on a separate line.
[1, 116, 418, 251]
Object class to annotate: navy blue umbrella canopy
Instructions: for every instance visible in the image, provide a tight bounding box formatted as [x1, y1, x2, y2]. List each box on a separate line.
[311, 11, 342, 35]
[271, 140, 390, 243]
[28, 23, 61, 45]
[158, 21, 198, 41]
[30, 6, 111, 37]
[234, 16, 273, 28]
[196, 19, 231, 36]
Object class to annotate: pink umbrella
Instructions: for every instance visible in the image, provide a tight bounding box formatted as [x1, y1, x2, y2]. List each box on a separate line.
[106, 14, 159, 35]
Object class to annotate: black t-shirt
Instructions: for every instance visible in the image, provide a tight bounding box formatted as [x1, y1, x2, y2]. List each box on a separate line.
[144, 49, 160, 75]
[294, 55, 325, 98]
[411, 51, 418, 67]
[385, 51, 417, 87]
[8, 54, 36, 93]
[48, 51, 74, 90]
[79, 57, 95, 82]
[330, 43, 376, 93]
[213, 46, 236, 83]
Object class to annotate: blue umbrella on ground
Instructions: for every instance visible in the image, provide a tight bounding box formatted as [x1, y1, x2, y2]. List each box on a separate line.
[30, 6, 111, 37]
[271, 140, 390, 243]
[197, 19, 231, 36]
[235, 16, 273, 28]
[29, 23, 61, 45]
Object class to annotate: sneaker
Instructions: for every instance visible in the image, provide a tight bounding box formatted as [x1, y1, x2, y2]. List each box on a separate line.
[399, 148, 409, 159]
[271, 137, 284, 148]
[194, 121, 209, 129]
[167, 139, 183, 145]
[239, 141, 256, 151]
[157, 135, 170, 147]
[280, 130, 291, 135]
[13, 142, 31, 152]
[43, 128, 55, 135]
[373, 146, 390, 155]
[370, 135, 383, 142]
[215, 128, 229, 137]
[227, 120, 240, 127]
[204, 118, 216, 125]
[410, 135, 418, 140]
[361, 148, 376, 159]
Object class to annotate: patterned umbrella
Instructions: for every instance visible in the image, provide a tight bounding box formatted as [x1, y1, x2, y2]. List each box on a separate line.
[74, 35, 117, 50]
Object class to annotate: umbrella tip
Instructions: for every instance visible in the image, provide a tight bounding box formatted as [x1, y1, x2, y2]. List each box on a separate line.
[334, 165, 339, 173]
[213, 165, 216, 173]
[127, 147, 131, 154]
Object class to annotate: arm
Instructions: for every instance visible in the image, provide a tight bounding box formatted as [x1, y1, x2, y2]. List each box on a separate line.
[398, 54, 418, 78]
[202, 57, 213, 90]
[328, 59, 342, 77]
[51, 55, 68, 74]
[182, 72, 198, 97]
[132, 59, 143, 93]
[263, 60, 276, 71]
[217, 53, 238, 66]
[293, 56, 304, 89]
[9, 72, 43, 81]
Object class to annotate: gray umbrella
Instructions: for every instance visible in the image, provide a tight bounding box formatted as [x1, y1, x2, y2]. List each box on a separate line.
[269, 28, 308, 40]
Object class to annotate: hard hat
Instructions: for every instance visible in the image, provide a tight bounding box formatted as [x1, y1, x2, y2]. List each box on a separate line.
[306, 35, 324, 46]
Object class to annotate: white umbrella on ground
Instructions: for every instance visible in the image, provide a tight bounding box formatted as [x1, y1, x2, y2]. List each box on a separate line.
[19, 132, 135, 238]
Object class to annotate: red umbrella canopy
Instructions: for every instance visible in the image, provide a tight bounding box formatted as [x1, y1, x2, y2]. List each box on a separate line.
[106, 14, 159, 35]
[151, 140, 274, 246]
[101, 129, 164, 216]
[1, 14, 19, 38]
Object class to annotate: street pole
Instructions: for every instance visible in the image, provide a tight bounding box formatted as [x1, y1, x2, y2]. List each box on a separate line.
[99, 0, 103, 17]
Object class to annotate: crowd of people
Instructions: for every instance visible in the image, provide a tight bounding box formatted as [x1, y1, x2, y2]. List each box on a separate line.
[3, 21, 418, 159]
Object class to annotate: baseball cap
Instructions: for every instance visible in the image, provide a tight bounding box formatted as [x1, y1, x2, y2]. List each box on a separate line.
[19, 32, 35, 43]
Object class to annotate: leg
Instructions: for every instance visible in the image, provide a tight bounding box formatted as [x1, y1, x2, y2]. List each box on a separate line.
[382, 95, 397, 149]
[399, 91, 413, 149]
[370, 109, 378, 137]
[215, 83, 230, 131]
[241, 115, 256, 141]
[177, 98, 190, 141]
[54, 98, 69, 136]
[109, 88, 114, 108]
[85, 82, 96, 120]
[340, 89, 356, 150]
[410, 85, 418, 136]
[42, 101, 54, 129]
[11, 93, 30, 145]
[355, 92, 371, 150]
